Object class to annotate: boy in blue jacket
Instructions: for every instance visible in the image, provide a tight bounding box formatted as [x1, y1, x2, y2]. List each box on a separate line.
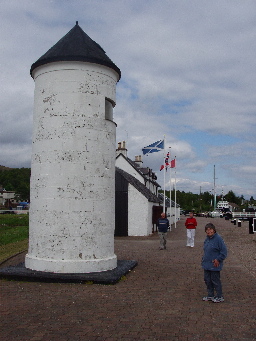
[202, 223, 227, 303]
[157, 212, 169, 250]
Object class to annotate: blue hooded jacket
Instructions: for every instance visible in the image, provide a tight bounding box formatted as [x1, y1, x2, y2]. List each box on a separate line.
[202, 233, 227, 271]
[157, 218, 169, 233]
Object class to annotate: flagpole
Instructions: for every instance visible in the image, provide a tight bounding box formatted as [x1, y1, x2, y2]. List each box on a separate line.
[175, 156, 177, 228]
[169, 147, 172, 226]
[163, 136, 166, 214]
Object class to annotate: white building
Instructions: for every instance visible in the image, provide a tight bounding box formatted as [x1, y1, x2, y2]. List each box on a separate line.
[115, 142, 179, 236]
[0, 190, 15, 206]
[26, 22, 121, 273]
[158, 193, 180, 226]
[216, 200, 232, 212]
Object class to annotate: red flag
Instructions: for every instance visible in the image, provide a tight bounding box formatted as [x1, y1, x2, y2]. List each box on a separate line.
[160, 155, 175, 171]
[160, 152, 170, 171]
[170, 159, 176, 168]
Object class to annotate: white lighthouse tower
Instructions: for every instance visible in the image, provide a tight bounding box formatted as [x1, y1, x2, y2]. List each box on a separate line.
[25, 22, 121, 273]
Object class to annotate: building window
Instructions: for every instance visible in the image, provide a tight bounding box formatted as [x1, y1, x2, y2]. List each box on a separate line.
[105, 98, 113, 121]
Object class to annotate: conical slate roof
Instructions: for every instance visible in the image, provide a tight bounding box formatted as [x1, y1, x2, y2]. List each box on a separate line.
[30, 21, 121, 80]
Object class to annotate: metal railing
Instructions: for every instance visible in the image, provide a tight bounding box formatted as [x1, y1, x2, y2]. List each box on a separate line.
[232, 212, 256, 218]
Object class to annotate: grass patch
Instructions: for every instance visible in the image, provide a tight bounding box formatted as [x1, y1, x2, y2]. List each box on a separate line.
[0, 239, 28, 263]
[0, 214, 29, 263]
[0, 214, 29, 227]
[0, 225, 29, 246]
[0, 214, 29, 245]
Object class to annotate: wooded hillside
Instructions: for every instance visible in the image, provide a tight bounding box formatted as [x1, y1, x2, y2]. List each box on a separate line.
[0, 167, 30, 201]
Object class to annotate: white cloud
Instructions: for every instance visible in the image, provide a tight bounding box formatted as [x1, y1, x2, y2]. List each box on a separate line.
[0, 0, 256, 198]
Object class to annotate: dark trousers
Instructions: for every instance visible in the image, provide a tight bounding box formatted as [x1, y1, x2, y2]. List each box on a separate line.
[204, 270, 223, 297]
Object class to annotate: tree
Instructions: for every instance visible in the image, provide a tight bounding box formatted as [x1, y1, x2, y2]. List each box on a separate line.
[0, 168, 31, 201]
[224, 190, 240, 205]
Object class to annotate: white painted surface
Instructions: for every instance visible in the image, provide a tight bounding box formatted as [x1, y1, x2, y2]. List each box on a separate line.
[116, 154, 145, 183]
[25, 62, 119, 273]
[128, 185, 152, 236]
[167, 207, 180, 225]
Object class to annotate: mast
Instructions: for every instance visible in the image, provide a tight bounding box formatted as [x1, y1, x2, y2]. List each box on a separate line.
[213, 165, 217, 210]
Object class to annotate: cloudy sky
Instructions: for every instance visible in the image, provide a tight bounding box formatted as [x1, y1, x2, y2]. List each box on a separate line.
[1, 0, 256, 199]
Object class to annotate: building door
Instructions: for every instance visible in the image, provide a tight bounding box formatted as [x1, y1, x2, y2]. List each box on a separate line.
[115, 171, 128, 236]
[152, 205, 163, 232]
[115, 191, 128, 236]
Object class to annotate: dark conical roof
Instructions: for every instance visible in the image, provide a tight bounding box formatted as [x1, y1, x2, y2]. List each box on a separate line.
[30, 21, 121, 80]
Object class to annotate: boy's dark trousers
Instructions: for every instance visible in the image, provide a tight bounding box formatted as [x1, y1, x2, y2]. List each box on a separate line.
[204, 270, 223, 297]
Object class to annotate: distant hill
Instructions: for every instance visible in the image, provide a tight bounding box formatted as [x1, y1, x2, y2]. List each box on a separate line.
[0, 165, 13, 171]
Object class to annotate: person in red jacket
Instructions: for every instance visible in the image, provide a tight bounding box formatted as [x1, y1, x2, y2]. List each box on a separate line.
[185, 212, 197, 247]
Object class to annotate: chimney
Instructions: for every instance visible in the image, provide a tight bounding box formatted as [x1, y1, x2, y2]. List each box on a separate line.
[116, 141, 127, 157]
[134, 155, 143, 168]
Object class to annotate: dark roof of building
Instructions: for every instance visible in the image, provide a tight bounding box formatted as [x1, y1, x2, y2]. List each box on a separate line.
[116, 167, 161, 203]
[116, 153, 160, 188]
[158, 192, 180, 208]
[30, 21, 121, 80]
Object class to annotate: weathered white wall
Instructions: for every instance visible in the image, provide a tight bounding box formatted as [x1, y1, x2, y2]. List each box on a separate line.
[25, 61, 119, 273]
[168, 206, 181, 226]
[128, 185, 152, 236]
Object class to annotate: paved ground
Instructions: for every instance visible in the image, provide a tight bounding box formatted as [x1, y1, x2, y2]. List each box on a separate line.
[1, 216, 255, 340]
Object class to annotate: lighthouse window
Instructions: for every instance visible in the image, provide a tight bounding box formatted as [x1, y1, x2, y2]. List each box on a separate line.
[105, 99, 113, 121]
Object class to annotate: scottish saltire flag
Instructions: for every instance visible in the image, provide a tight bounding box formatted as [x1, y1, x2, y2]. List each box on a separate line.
[142, 140, 164, 155]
